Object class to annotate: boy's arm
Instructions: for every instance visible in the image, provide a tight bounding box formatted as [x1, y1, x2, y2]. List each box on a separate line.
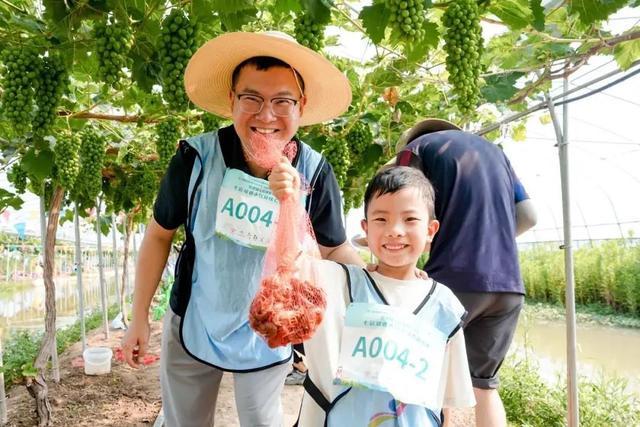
[442, 329, 476, 409]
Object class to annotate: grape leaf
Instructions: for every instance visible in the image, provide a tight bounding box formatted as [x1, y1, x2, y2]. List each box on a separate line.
[359, 3, 389, 45]
[568, 0, 629, 26]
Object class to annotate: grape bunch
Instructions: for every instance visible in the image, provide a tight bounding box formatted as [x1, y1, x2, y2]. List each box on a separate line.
[54, 134, 81, 190]
[159, 9, 198, 111]
[72, 128, 106, 205]
[346, 121, 373, 158]
[155, 117, 181, 169]
[386, 0, 426, 42]
[32, 54, 68, 136]
[0, 47, 39, 134]
[7, 163, 28, 194]
[93, 17, 133, 88]
[442, 0, 484, 116]
[323, 137, 351, 189]
[294, 13, 325, 52]
[201, 113, 219, 133]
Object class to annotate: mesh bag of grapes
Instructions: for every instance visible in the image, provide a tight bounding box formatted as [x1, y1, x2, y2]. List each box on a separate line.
[247, 134, 326, 348]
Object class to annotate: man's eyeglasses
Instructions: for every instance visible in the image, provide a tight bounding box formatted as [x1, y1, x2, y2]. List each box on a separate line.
[235, 93, 300, 117]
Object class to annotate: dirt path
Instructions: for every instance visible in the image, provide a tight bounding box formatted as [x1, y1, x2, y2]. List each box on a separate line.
[5, 320, 473, 426]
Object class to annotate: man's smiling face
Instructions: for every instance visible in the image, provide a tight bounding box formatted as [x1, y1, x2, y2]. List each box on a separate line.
[230, 64, 305, 168]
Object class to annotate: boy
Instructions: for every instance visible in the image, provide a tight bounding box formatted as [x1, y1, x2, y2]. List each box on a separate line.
[268, 161, 475, 426]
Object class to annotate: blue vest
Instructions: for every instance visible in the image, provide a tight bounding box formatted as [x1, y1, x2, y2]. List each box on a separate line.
[179, 131, 324, 372]
[300, 264, 466, 427]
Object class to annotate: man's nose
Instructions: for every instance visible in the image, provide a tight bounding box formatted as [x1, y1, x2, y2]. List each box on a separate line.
[255, 103, 277, 121]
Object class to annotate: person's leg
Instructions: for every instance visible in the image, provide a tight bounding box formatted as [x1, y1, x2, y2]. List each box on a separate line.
[286, 344, 307, 385]
[454, 292, 524, 427]
[161, 308, 224, 427]
[233, 362, 291, 427]
[473, 388, 507, 427]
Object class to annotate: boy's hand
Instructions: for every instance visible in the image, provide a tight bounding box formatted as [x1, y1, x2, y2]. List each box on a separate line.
[269, 156, 300, 202]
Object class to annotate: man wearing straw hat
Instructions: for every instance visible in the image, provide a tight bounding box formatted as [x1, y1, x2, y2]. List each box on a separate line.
[122, 31, 363, 426]
[393, 119, 537, 427]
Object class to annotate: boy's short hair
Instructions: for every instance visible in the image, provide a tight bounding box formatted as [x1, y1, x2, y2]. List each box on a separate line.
[231, 56, 306, 92]
[363, 166, 436, 219]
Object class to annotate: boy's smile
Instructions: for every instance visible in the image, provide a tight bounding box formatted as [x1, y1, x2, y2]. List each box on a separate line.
[362, 187, 439, 280]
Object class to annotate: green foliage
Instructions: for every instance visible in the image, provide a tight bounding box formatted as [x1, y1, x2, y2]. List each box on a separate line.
[500, 355, 640, 426]
[158, 8, 198, 111]
[1, 305, 119, 386]
[152, 277, 173, 321]
[520, 240, 640, 315]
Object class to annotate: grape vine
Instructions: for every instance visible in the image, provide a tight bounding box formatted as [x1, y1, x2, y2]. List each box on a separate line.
[442, 0, 484, 116]
[54, 134, 81, 190]
[0, 47, 39, 134]
[93, 17, 133, 89]
[323, 137, 351, 189]
[155, 117, 181, 169]
[7, 163, 28, 194]
[386, 0, 426, 42]
[72, 128, 106, 206]
[32, 54, 68, 136]
[158, 9, 198, 111]
[294, 13, 326, 52]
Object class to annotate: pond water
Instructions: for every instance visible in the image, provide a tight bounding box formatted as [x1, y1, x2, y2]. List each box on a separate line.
[0, 271, 129, 341]
[511, 315, 640, 393]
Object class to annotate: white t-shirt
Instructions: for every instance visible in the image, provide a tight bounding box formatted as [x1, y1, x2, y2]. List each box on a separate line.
[297, 261, 475, 427]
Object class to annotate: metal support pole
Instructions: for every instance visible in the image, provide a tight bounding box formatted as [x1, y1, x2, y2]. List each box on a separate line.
[0, 337, 8, 425]
[545, 76, 579, 427]
[74, 206, 86, 352]
[112, 215, 121, 311]
[96, 198, 109, 339]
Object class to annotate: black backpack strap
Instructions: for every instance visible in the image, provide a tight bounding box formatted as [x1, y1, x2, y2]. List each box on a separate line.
[301, 375, 352, 427]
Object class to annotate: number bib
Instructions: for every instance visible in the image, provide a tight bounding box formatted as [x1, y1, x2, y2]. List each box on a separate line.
[215, 169, 278, 250]
[334, 302, 447, 408]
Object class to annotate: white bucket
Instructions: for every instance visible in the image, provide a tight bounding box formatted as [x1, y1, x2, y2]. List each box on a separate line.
[83, 347, 113, 375]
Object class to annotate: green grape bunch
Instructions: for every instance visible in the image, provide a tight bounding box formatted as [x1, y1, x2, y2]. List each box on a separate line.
[32, 54, 68, 136]
[158, 9, 198, 111]
[155, 117, 181, 169]
[7, 162, 28, 194]
[346, 121, 373, 158]
[386, 0, 426, 42]
[442, 0, 484, 116]
[93, 17, 133, 88]
[201, 113, 220, 132]
[72, 128, 106, 204]
[54, 134, 81, 190]
[323, 137, 351, 189]
[0, 47, 39, 134]
[294, 13, 326, 52]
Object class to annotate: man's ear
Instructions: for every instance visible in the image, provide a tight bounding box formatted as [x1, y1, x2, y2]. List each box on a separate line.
[298, 95, 307, 116]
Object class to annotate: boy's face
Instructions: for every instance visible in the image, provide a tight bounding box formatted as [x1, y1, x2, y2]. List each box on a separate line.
[229, 64, 305, 161]
[361, 187, 439, 280]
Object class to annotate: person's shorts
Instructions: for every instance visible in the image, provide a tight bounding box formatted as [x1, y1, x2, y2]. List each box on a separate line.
[454, 291, 524, 390]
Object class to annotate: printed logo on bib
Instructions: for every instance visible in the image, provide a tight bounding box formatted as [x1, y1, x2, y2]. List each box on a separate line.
[334, 302, 447, 409]
[215, 169, 280, 250]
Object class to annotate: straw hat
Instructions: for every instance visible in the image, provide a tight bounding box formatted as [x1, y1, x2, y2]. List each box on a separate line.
[184, 31, 352, 126]
[395, 118, 461, 153]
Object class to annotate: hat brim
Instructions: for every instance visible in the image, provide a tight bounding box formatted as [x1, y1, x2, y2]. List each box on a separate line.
[351, 234, 369, 249]
[184, 32, 352, 126]
[395, 118, 461, 153]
